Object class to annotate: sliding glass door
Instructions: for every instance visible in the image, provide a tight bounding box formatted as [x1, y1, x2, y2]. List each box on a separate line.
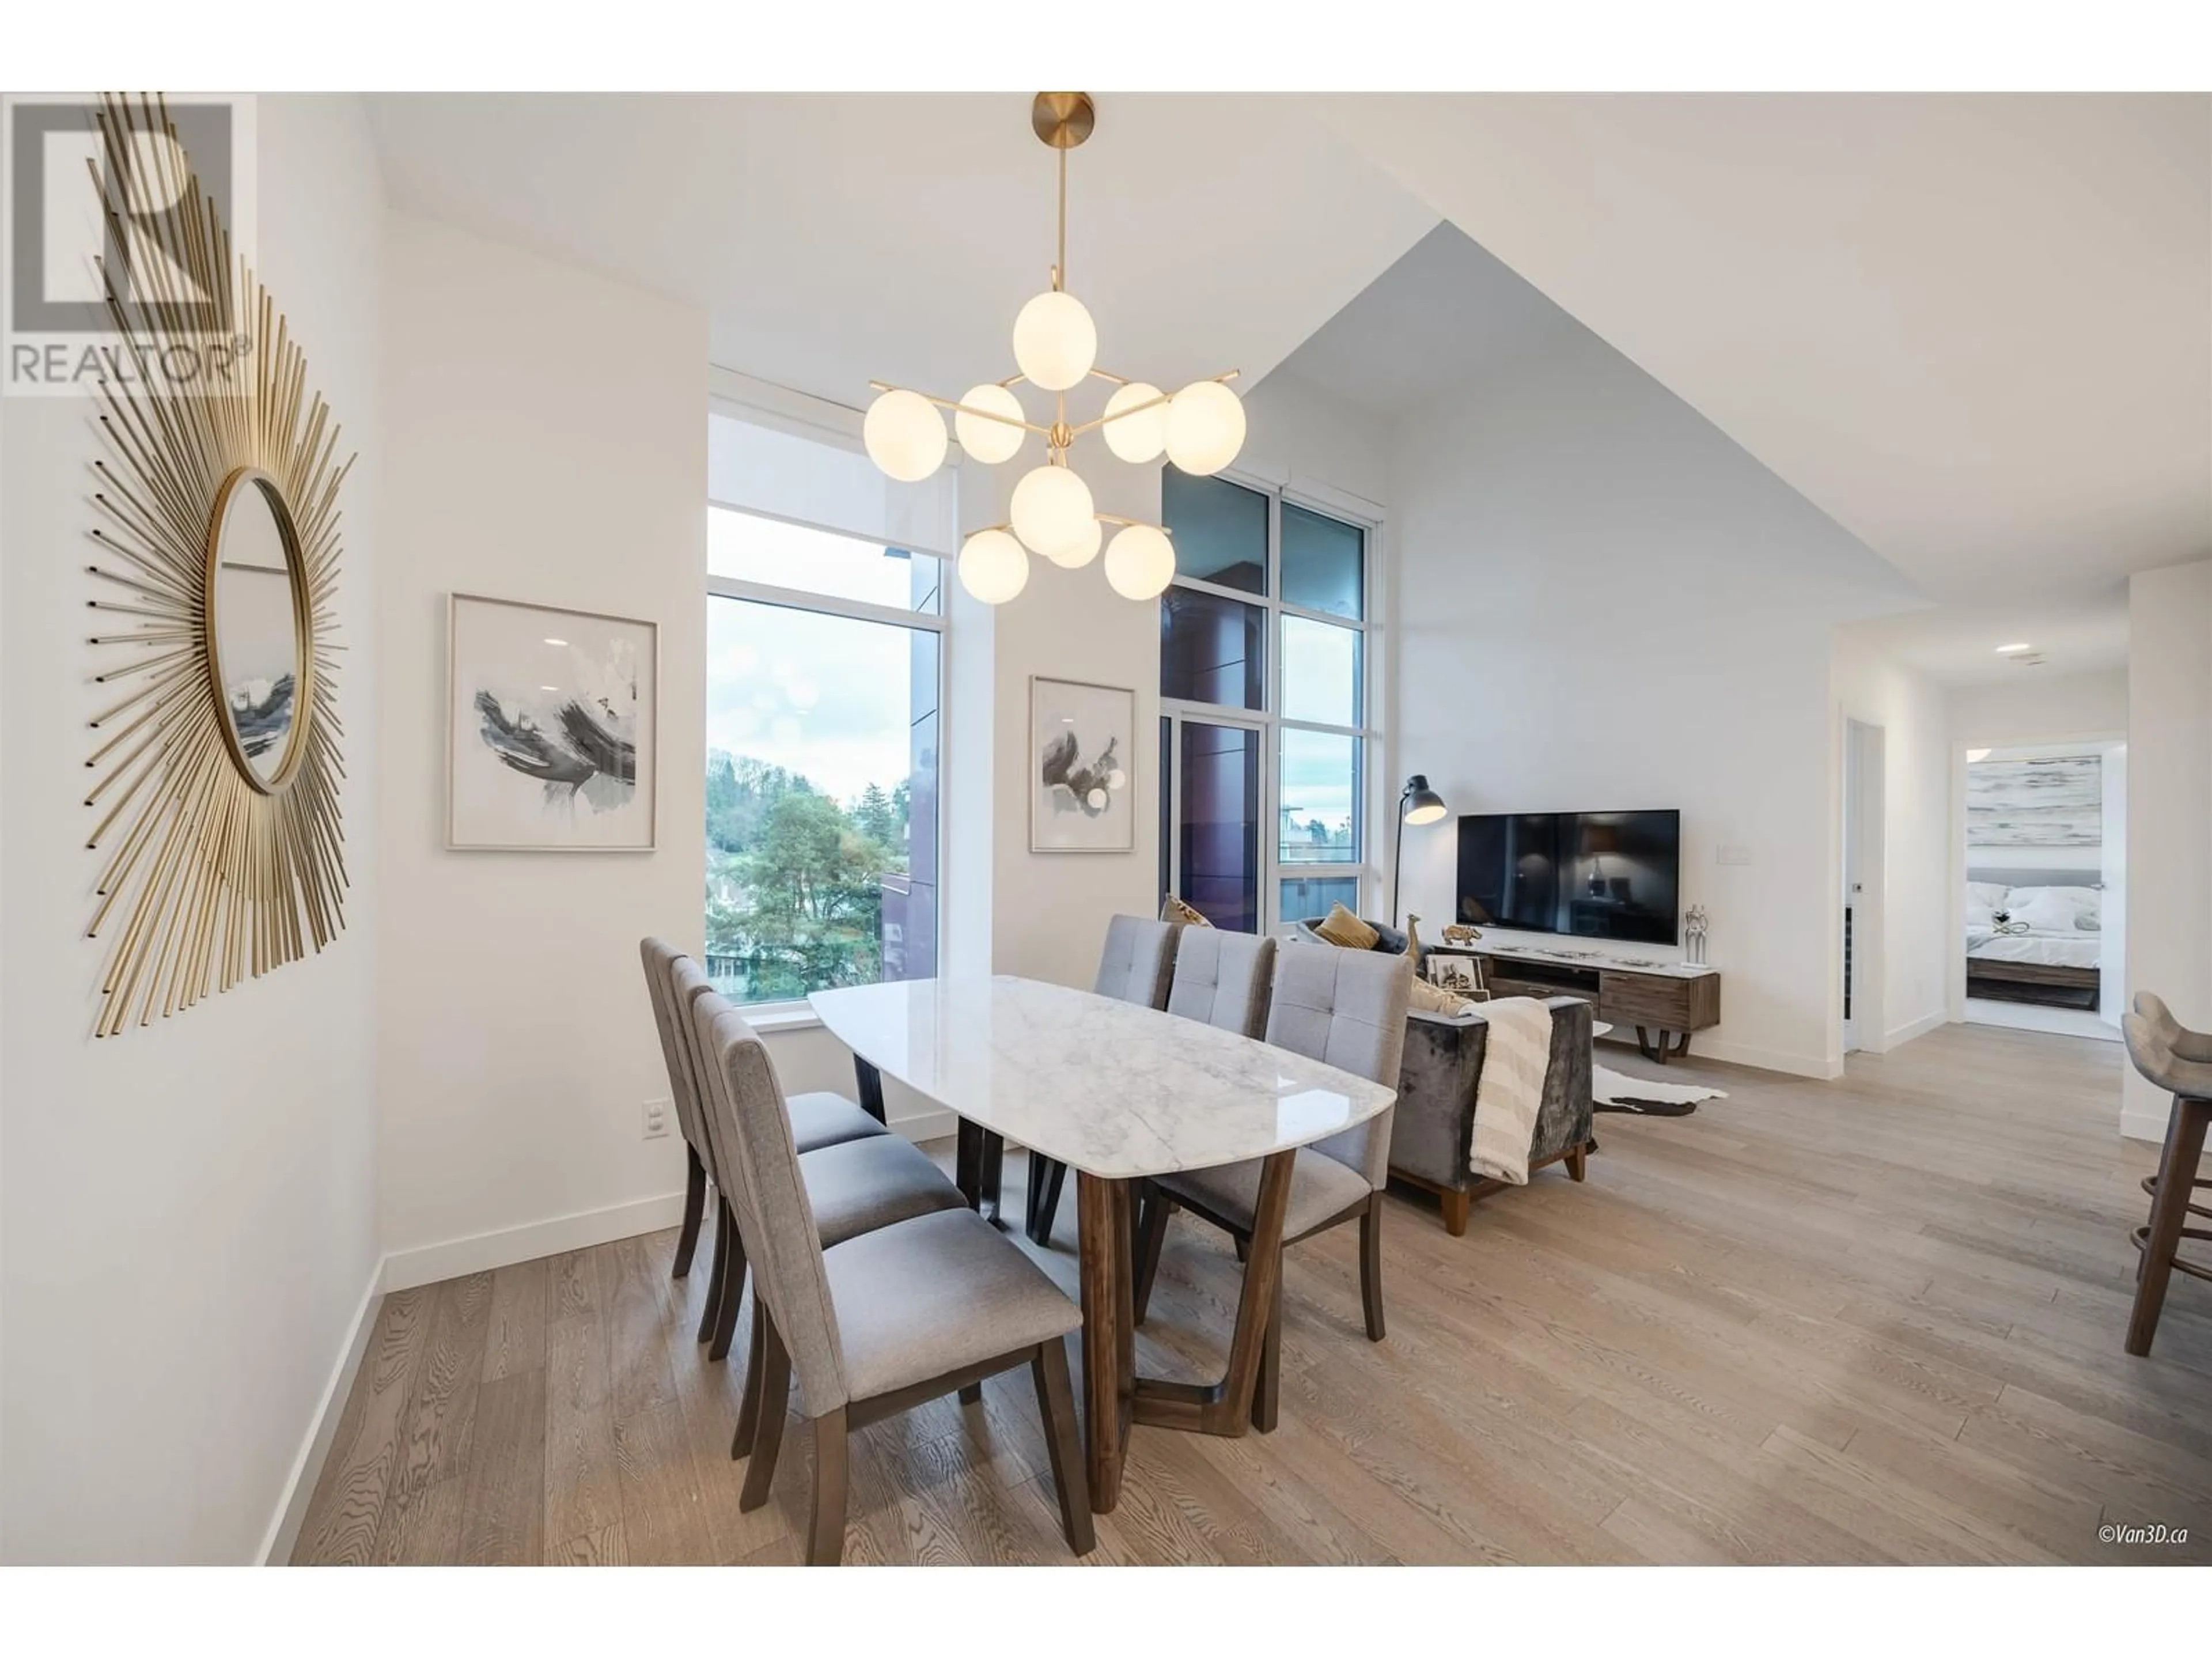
[1161, 713, 1263, 932]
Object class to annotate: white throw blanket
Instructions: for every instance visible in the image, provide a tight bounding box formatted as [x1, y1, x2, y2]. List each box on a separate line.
[1468, 996, 1555, 1185]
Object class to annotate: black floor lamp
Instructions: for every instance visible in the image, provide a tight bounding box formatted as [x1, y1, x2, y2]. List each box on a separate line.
[1392, 774, 1448, 926]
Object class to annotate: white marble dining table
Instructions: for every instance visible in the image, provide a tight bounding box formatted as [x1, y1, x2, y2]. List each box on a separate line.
[808, 974, 1397, 1514]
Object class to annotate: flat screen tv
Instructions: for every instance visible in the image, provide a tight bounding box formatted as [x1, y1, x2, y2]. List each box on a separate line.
[1455, 810, 1681, 946]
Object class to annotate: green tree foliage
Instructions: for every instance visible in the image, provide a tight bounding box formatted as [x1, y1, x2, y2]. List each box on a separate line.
[703, 749, 908, 1002]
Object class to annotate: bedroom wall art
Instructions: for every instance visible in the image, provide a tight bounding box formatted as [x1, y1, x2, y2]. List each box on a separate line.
[1030, 676, 1134, 853]
[446, 593, 658, 851]
[81, 95, 353, 1036]
[1966, 755, 2102, 848]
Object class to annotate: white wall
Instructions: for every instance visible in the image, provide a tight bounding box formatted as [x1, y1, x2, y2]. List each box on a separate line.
[1, 95, 385, 1563]
[962, 450, 1165, 991]
[2123, 561, 2211, 1139]
[1389, 321, 1920, 1078]
[1832, 635, 1952, 1050]
[374, 213, 708, 1282]
[1951, 668, 2128, 749]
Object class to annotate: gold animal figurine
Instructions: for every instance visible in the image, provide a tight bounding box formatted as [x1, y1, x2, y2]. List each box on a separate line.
[1405, 914, 1422, 972]
[1442, 922, 1482, 946]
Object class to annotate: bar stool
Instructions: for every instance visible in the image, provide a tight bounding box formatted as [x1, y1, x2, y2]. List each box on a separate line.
[2120, 998, 2212, 1356]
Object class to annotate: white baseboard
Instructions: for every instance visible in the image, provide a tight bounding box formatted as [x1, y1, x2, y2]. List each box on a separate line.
[259, 1260, 383, 1565]
[893, 1107, 956, 1145]
[381, 1111, 949, 1296]
[1884, 1008, 1949, 1050]
[1597, 1031, 1838, 1080]
[382, 1191, 689, 1293]
[2122, 1107, 2169, 1146]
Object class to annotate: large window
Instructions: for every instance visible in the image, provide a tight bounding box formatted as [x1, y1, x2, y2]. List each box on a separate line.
[704, 507, 942, 1006]
[1158, 471, 1376, 933]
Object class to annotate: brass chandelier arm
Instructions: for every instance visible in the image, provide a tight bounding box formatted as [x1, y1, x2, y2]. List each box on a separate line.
[1066, 369, 1242, 440]
[867, 380, 1053, 435]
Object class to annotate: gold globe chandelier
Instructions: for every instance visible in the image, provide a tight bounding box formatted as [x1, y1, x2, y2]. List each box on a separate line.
[861, 92, 1247, 605]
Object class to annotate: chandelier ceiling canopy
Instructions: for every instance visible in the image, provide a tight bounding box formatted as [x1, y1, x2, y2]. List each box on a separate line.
[862, 92, 1247, 605]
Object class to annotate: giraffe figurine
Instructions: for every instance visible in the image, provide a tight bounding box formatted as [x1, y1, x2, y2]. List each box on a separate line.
[1405, 913, 1423, 974]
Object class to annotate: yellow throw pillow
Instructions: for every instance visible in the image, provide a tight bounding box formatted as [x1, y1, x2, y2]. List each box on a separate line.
[1313, 903, 1380, 952]
[1161, 895, 1213, 929]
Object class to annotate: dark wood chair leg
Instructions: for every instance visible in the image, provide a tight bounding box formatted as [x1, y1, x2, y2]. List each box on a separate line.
[707, 1211, 746, 1362]
[1440, 1187, 1471, 1237]
[957, 1381, 983, 1404]
[805, 1408, 849, 1566]
[672, 1145, 706, 1278]
[697, 1200, 730, 1343]
[1234, 1234, 1250, 1264]
[1566, 1141, 1590, 1182]
[2128, 1097, 2210, 1357]
[1131, 1192, 1173, 1326]
[740, 1316, 791, 1509]
[1030, 1338, 1096, 1555]
[1359, 1194, 1386, 1342]
[732, 1301, 768, 1459]
[1025, 1156, 1069, 1247]
[1251, 1272, 1281, 1433]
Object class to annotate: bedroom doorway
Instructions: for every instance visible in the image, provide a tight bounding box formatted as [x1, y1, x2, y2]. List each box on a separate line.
[1959, 738, 2125, 1043]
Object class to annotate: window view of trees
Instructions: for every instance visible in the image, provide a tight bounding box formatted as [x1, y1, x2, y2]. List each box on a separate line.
[703, 752, 911, 1003]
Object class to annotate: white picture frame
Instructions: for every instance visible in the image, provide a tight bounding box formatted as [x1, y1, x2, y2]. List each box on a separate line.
[446, 592, 658, 851]
[1030, 676, 1135, 854]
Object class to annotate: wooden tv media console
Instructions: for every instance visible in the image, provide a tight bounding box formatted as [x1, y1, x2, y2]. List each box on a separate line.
[1472, 942, 1721, 1064]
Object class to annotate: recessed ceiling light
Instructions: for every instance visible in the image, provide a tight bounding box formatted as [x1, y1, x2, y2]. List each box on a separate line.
[544, 637, 567, 647]
[1994, 642, 2032, 654]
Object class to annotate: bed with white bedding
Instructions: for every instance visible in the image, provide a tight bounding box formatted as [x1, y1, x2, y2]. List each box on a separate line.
[1964, 868, 2103, 1009]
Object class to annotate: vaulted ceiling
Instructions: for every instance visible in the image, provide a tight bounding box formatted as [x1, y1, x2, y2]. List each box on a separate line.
[366, 90, 2211, 678]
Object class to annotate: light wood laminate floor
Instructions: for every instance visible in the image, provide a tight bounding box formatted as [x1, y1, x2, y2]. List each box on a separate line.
[293, 1022, 2212, 1565]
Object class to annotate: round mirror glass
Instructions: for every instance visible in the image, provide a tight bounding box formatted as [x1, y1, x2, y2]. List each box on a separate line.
[209, 471, 307, 788]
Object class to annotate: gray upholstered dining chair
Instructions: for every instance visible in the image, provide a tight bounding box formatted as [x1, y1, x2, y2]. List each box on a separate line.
[1024, 914, 1185, 1245]
[1134, 942, 1412, 1430]
[2120, 1001, 2212, 1358]
[694, 995, 1094, 1565]
[663, 953, 967, 1369]
[639, 937, 719, 1283]
[1165, 929, 1279, 1038]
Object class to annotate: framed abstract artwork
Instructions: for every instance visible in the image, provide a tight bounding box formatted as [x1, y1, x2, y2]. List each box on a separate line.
[446, 593, 658, 851]
[1030, 676, 1135, 853]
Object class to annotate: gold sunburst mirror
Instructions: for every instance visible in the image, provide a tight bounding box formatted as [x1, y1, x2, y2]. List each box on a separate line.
[82, 94, 352, 1036]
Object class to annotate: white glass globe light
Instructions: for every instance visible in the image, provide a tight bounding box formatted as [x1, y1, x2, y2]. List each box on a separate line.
[953, 382, 1026, 465]
[1043, 512, 1103, 570]
[1009, 464, 1096, 562]
[1104, 523, 1175, 601]
[1101, 381, 1169, 464]
[1012, 291, 1097, 391]
[862, 388, 948, 482]
[1164, 380, 1247, 476]
[957, 528, 1029, 605]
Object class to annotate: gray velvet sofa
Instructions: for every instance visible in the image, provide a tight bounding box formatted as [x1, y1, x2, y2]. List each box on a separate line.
[1291, 919, 1597, 1235]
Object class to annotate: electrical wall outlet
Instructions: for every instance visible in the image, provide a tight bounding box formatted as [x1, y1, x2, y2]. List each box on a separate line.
[641, 1097, 671, 1139]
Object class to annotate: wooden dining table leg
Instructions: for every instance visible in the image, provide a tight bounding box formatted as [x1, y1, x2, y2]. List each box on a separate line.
[853, 1056, 888, 1124]
[1075, 1171, 1134, 1514]
[1128, 1149, 1294, 1438]
[955, 1119, 1006, 1227]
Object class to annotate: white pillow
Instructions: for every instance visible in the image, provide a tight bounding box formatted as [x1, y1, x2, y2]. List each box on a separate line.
[1964, 899, 1996, 930]
[2009, 889, 2089, 933]
[1967, 881, 2010, 908]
